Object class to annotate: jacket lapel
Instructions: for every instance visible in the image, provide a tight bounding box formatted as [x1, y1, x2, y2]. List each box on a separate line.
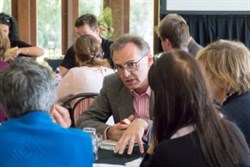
[117, 86, 133, 119]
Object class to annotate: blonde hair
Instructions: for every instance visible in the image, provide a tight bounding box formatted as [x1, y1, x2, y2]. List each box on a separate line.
[0, 30, 10, 60]
[73, 34, 109, 67]
[196, 39, 250, 95]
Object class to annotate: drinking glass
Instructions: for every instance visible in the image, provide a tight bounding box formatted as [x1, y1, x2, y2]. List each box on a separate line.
[83, 127, 98, 160]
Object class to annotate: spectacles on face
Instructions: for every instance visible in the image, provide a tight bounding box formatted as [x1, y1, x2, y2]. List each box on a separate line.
[114, 53, 149, 73]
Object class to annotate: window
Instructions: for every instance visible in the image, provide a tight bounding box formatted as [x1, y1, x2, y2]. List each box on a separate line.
[78, 0, 103, 16]
[130, 0, 154, 51]
[37, 0, 62, 58]
[0, 0, 11, 14]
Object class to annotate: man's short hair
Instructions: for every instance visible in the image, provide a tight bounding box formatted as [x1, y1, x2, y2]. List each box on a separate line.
[74, 13, 99, 30]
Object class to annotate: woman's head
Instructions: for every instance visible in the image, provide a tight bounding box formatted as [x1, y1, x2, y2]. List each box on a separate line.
[73, 34, 108, 67]
[148, 49, 213, 141]
[0, 13, 20, 41]
[196, 40, 250, 97]
[0, 29, 10, 60]
[0, 57, 56, 118]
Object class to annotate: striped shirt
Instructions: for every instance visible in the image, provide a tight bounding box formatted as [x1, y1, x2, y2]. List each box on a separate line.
[131, 87, 151, 120]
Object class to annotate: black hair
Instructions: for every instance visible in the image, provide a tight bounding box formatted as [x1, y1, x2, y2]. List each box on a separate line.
[0, 12, 20, 41]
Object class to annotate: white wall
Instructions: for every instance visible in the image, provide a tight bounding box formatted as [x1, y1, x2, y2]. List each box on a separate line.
[166, 0, 250, 11]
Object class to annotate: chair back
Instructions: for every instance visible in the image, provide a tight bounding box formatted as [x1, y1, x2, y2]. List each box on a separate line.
[62, 92, 99, 127]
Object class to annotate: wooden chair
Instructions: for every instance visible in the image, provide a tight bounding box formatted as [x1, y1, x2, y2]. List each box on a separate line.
[62, 92, 99, 127]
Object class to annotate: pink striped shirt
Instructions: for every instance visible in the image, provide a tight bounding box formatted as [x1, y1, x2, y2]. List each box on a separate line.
[103, 87, 151, 140]
[131, 87, 151, 119]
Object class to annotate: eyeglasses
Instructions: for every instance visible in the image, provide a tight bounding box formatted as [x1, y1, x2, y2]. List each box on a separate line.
[114, 53, 149, 73]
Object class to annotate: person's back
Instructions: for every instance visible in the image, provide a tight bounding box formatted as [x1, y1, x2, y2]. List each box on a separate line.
[57, 34, 114, 103]
[0, 57, 93, 167]
[59, 13, 113, 77]
[141, 50, 250, 167]
[57, 66, 113, 102]
[0, 112, 93, 166]
[141, 122, 249, 167]
[221, 92, 250, 148]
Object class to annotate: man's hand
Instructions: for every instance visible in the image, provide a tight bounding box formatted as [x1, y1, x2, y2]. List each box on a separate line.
[114, 118, 149, 155]
[50, 104, 71, 128]
[107, 123, 129, 141]
[107, 115, 134, 141]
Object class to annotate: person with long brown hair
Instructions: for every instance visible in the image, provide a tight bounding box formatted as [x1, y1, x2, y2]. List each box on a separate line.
[56, 34, 113, 103]
[140, 50, 250, 167]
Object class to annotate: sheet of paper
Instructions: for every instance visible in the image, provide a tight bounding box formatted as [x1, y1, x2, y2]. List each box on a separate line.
[125, 157, 142, 167]
[93, 163, 125, 167]
[99, 140, 117, 150]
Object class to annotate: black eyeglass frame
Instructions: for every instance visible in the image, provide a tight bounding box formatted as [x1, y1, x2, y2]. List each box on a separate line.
[114, 53, 149, 73]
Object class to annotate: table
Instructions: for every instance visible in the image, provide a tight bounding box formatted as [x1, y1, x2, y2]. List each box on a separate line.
[95, 145, 147, 166]
[44, 58, 63, 71]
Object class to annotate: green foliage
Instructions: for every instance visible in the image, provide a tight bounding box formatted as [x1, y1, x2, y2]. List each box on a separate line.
[98, 7, 114, 39]
[1, 0, 11, 14]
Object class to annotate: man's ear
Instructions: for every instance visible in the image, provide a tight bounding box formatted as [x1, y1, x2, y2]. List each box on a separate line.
[95, 27, 100, 34]
[161, 38, 172, 52]
[147, 54, 154, 65]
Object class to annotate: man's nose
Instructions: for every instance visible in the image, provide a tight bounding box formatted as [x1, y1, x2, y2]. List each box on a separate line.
[122, 68, 131, 77]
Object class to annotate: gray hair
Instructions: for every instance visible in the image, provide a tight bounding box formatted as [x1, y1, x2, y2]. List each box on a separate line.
[110, 34, 150, 57]
[0, 57, 57, 118]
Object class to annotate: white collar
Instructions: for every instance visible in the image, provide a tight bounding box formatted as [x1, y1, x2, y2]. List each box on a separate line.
[170, 125, 195, 139]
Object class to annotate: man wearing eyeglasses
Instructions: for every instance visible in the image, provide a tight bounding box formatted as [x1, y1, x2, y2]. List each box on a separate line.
[77, 34, 154, 155]
[59, 13, 113, 77]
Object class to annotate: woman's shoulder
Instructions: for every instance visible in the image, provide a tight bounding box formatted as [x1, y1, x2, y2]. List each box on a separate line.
[78, 66, 114, 74]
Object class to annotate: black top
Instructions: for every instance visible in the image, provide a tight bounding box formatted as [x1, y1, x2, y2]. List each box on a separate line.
[140, 122, 250, 167]
[10, 40, 32, 57]
[221, 91, 250, 147]
[60, 38, 114, 69]
[11, 40, 31, 48]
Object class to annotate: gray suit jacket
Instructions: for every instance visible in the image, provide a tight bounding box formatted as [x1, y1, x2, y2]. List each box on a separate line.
[188, 38, 203, 57]
[76, 73, 153, 137]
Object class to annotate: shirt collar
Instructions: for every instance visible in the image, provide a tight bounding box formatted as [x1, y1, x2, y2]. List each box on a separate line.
[131, 87, 151, 97]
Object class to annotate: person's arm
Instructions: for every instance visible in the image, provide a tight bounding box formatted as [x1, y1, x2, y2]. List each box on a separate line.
[114, 118, 149, 155]
[59, 46, 76, 77]
[76, 76, 113, 134]
[56, 69, 74, 102]
[17, 46, 44, 57]
[10, 40, 44, 58]
[106, 115, 134, 141]
[59, 66, 69, 77]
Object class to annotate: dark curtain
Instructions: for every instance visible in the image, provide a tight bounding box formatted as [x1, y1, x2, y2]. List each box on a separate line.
[182, 14, 250, 48]
[159, 14, 250, 50]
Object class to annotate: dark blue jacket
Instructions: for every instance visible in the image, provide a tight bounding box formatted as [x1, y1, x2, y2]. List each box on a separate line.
[221, 92, 250, 147]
